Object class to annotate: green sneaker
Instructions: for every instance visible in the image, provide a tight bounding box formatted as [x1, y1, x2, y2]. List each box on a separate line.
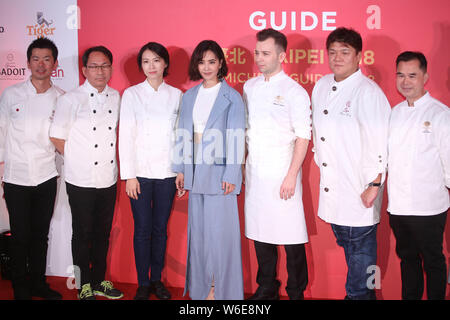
[78, 283, 95, 300]
[93, 280, 123, 299]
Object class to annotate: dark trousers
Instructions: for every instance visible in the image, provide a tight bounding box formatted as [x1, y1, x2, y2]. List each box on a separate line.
[254, 240, 308, 299]
[66, 182, 117, 287]
[389, 211, 448, 300]
[3, 177, 57, 292]
[130, 177, 176, 286]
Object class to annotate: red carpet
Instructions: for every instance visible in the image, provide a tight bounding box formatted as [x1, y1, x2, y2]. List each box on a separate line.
[0, 276, 292, 300]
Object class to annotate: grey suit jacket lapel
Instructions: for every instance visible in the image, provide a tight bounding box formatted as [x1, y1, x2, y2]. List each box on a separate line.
[204, 80, 230, 130]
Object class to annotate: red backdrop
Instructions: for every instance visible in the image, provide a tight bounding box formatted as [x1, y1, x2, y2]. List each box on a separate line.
[77, 0, 450, 299]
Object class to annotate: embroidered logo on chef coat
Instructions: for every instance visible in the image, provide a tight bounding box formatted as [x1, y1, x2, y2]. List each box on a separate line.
[273, 95, 285, 107]
[422, 121, 432, 133]
[339, 101, 351, 117]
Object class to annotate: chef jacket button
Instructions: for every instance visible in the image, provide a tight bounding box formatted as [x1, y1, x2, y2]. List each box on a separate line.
[94, 144, 98, 148]
[109, 110, 112, 113]
[111, 160, 114, 163]
[108, 126, 112, 130]
[323, 109, 328, 115]
[332, 86, 337, 91]
[106, 94, 109, 97]
[110, 143, 114, 147]
[324, 187, 329, 192]
[378, 155, 382, 158]
[320, 137, 325, 141]
[93, 110, 96, 113]
[93, 127, 96, 131]
[94, 161, 98, 165]
[90, 93, 94, 97]
[322, 163, 327, 167]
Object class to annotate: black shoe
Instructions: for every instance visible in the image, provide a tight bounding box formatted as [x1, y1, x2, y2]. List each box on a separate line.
[92, 280, 124, 299]
[246, 286, 280, 300]
[31, 283, 62, 300]
[150, 281, 171, 300]
[288, 292, 304, 300]
[13, 283, 31, 300]
[134, 286, 151, 300]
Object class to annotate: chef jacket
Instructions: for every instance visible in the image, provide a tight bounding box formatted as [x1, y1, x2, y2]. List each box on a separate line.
[387, 92, 449, 216]
[119, 80, 182, 180]
[312, 70, 391, 227]
[0, 78, 64, 186]
[49, 80, 120, 188]
[244, 70, 311, 244]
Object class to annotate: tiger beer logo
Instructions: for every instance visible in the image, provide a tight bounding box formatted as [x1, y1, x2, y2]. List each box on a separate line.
[26, 12, 56, 38]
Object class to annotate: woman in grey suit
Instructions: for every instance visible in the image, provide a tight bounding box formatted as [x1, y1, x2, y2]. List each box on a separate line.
[172, 40, 245, 300]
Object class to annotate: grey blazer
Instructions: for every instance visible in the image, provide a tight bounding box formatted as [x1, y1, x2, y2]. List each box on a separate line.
[172, 80, 246, 195]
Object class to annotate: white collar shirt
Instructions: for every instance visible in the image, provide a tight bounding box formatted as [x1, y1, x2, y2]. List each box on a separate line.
[0, 78, 64, 186]
[387, 92, 449, 216]
[49, 80, 120, 188]
[119, 80, 182, 180]
[312, 70, 391, 227]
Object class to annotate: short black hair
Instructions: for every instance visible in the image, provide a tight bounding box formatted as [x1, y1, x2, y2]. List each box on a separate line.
[188, 40, 228, 81]
[396, 51, 427, 73]
[326, 27, 362, 53]
[82, 46, 113, 67]
[137, 42, 170, 77]
[256, 28, 287, 52]
[27, 37, 58, 62]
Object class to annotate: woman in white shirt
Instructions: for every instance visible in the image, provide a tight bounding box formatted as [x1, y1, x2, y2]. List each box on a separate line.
[119, 42, 182, 300]
[173, 40, 246, 300]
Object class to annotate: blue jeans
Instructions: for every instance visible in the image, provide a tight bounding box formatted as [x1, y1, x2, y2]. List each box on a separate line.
[130, 177, 176, 286]
[331, 223, 378, 300]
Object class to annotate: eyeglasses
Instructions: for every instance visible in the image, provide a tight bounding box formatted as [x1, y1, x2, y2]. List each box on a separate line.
[86, 65, 112, 71]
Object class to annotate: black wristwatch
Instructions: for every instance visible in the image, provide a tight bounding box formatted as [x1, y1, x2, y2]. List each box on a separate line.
[368, 182, 381, 187]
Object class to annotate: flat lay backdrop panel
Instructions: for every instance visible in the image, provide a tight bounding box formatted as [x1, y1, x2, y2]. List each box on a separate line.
[0, 0, 449, 299]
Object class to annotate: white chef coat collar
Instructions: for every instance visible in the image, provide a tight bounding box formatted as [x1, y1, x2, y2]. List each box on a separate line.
[262, 69, 286, 83]
[332, 69, 362, 89]
[143, 79, 167, 93]
[26, 76, 55, 95]
[405, 91, 430, 108]
[82, 79, 110, 96]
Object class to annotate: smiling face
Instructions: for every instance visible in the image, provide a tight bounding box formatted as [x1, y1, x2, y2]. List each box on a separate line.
[198, 50, 222, 83]
[396, 59, 428, 106]
[27, 48, 58, 81]
[327, 41, 361, 82]
[254, 37, 285, 78]
[82, 51, 112, 92]
[141, 49, 167, 82]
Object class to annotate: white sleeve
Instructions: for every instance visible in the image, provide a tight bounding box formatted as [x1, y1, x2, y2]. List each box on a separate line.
[118, 89, 137, 180]
[289, 87, 311, 140]
[357, 87, 391, 186]
[49, 94, 75, 140]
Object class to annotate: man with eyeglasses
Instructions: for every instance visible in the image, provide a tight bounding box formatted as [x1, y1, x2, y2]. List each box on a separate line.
[49, 46, 123, 300]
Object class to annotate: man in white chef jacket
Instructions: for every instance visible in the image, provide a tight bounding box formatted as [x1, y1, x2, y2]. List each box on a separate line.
[49, 46, 123, 300]
[388, 51, 449, 300]
[0, 38, 63, 300]
[244, 28, 311, 300]
[311, 27, 391, 300]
